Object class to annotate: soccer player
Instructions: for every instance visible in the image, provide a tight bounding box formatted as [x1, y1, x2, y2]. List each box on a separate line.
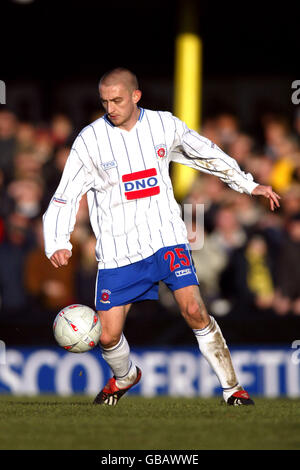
[43, 68, 280, 406]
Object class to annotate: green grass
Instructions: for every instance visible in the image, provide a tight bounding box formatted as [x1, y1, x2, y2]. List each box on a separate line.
[0, 395, 300, 450]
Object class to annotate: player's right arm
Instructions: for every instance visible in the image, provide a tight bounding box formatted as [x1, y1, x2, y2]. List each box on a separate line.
[50, 249, 72, 268]
[43, 134, 94, 265]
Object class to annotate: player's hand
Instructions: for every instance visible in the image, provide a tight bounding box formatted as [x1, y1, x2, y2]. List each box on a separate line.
[251, 185, 281, 211]
[50, 249, 72, 268]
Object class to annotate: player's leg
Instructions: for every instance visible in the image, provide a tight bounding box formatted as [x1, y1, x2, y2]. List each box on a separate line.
[173, 284, 210, 329]
[98, 304, 138, 388]
[99, 303, 131, 349]
[173, 284, 254, 405]
[93, 257, 160, 405]
[94, 303, 141, 405]
[159, 244, 253, 405]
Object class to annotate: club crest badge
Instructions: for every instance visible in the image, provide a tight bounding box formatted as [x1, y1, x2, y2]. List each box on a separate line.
[155, 144, 167, 159]
[100, 289, 111, 304]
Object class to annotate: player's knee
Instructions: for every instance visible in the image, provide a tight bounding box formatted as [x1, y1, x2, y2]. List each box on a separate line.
[99, 332, 121, 350]
[187, 299, 201, 317]
[182, 299, 207, 324]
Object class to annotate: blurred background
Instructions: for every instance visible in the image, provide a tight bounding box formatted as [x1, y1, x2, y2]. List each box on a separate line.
[1, 0, 300, 354]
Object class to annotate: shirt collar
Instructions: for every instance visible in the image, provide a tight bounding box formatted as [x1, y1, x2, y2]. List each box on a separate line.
[104, 107, 144, 128]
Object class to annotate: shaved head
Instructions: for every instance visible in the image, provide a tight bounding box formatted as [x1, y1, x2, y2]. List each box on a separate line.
[99, 68, 139, 93]
[98, 68, 142, 131]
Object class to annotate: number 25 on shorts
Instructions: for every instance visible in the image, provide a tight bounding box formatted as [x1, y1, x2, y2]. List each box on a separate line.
[163, 247, 190, 272]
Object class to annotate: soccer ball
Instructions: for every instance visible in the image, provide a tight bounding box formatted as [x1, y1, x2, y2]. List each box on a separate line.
[53, 304, 101, 353]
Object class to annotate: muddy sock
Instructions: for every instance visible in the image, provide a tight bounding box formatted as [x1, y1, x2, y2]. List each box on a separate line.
[193, 316, 242, 401]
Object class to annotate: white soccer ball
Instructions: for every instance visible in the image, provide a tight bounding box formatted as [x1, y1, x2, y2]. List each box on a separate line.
[53, 304, 101, 353]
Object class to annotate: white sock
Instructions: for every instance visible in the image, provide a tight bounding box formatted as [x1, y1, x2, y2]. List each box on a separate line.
[101, 334, 137, 389]
[193, 316, 242, 401]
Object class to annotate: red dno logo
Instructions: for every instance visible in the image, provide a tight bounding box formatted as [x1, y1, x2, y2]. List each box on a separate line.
[122, 168, 160, 200]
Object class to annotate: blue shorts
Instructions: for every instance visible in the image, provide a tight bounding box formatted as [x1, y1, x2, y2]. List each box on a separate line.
[95, 244, 199, 311]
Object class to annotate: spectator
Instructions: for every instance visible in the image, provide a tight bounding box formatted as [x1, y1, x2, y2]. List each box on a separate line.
[0, 168, 15, 220]
[0, 212, 34, 323]
[227, 192, 262, 235]
[274, 213, 300, 316]
[7, 178, 44, 219]
[269, 135, 300, 193]
[15, 121, 37, 152]
[293, 107, 300, 143]
[261, 114, 291, 159]
[13, 149, 43, 181]
[34, 128, 55, 165]
[183, 174, 230, 233]
[24, 219, 79, 316]
[227, 133, 254, 171]
[220, 233, 275, 315]
[215, 113, 239, 150]
[208, 204, 247, 255]
[243, 153, 274, 187]
[50, 113, 74, 147]
[0, 108, 18, 185]
[189, 227, 228, 306]
[280, 184, 300, 221]
[201, 117, 222, 147]
[42, 145, 70, 202]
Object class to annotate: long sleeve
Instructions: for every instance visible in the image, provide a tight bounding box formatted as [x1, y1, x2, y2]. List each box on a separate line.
[169, 117, 259, 195]
[42, 135, 94, 259]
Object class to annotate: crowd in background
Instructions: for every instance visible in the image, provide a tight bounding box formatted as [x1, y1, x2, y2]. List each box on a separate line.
[1, 103, 300, 345]
[182, 111, 300, 316]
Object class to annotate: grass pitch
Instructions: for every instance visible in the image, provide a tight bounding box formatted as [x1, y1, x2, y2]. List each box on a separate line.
[0, 395, 300, 450]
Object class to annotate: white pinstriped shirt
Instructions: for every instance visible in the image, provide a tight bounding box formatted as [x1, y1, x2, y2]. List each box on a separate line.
[42, 108, 258, 269]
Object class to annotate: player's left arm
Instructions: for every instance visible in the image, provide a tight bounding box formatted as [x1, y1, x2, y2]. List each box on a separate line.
[251, 184, 281, 212]
[169, 118, 279, 205]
